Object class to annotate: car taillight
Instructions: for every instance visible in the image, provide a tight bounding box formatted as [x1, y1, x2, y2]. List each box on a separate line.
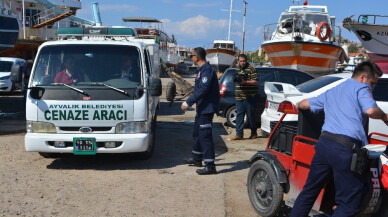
[265, 100, 269, 109]
[277, 101, 298, 114]
[219, 84, 226, 98]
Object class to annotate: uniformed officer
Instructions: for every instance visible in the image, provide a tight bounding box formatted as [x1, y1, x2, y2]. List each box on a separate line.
[181, 47, 220, 175]
[291, 61, 388, 217]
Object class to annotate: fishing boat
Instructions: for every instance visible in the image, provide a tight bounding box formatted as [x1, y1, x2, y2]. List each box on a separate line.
[0, 0, 95, 59]
[206, 0, 238, 74]
[206, 40, 237, 73]
[0, 12, 19, 51]
[261, 0, 347, 74]
[122, 16, 180, 68]
[343, 14, 388, 74]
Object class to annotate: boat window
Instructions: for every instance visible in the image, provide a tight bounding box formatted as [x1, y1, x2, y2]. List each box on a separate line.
[296, 76, 343, 93]
[31, 45, 142, 89]
[0, 61, 13, 72]
[213, 43, 220, 48]
[227, 44, 234, 49]
[304, 14, 328, 25]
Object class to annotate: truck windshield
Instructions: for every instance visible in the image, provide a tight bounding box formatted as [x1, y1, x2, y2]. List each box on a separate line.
[31, 45, 142, 89]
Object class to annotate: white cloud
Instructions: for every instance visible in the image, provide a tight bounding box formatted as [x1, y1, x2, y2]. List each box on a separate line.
[98, 4, 139, 13]
[183, 2, 222, 8]
[254, 26, 262, 36]
[163, 15, 227, 39]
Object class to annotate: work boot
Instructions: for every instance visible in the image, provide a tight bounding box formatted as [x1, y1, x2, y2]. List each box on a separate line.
[229, 136, 244, 141]
[184, 157, 202, 167]
[196, 166, 217, 175]
[249, 133, 258, 139]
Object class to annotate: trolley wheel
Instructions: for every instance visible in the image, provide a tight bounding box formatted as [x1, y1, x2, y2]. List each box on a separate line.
[166, 81, 176, 101]
[247, 160, 284, 217]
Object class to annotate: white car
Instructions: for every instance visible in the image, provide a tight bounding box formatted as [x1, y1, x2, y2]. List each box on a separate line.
[261, 73, 388, 138]
[0, 57, 26, 93]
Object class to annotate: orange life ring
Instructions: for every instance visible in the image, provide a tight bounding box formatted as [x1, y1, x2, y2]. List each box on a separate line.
[316, 22, 331, 41]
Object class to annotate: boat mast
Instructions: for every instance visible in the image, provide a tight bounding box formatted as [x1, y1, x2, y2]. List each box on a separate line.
[227, 0, 233, 41]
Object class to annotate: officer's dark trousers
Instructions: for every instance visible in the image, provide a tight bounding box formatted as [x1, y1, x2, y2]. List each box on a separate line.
[290, 136, 366, 217]
[236, 96, 257, 137]
[192, 113, 216, 168]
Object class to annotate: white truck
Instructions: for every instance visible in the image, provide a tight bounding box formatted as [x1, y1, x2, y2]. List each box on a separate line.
[11, 26, 162, 159]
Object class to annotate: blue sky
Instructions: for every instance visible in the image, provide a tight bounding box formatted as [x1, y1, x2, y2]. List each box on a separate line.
[76, 0, 386, 51]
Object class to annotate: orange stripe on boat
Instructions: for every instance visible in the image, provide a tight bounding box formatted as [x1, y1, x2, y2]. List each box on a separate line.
[261, 43, 293, 53]
[269, 56, 338, 68]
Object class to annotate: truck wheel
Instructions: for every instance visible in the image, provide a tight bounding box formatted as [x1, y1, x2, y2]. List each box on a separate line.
[226, 106, 248, 128]
[137, 116, 156, 160]
[166, 82, 176, 102]
[38, 152, 61, 158]
[247, 160, 284, 217]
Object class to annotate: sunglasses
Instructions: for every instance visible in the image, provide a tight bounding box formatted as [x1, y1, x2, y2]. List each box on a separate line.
[189, 54, 197, 58]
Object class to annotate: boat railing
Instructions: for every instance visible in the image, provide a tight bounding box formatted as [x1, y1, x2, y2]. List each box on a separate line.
[263, 23, 278, 40]
[357, 14, 388, 25]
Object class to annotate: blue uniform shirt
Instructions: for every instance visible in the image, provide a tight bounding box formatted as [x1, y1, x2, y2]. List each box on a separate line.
[309, 78, 377, 145]
[186, 62, 220, 114]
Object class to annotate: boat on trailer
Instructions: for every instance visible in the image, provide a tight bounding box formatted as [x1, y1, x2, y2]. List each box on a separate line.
[343, 14, 388, 74]
[261, 1, 347, 74]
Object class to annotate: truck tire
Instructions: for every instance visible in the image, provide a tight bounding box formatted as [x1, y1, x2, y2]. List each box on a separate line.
[226, 106, 248, 128]
[166, 82, 176, 102]
[247, 160, 284, 217]
[38, 152, 61, 158]
[136, 116, 156, 160]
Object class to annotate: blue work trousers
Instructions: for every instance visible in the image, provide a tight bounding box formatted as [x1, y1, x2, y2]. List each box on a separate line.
[290, 136, 366, 217]
[192, 113, 215, 167]
[236, 96, 257, 137]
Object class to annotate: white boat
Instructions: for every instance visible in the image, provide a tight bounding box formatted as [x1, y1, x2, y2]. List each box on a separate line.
[122, 16, 179, 69]
[205, 0, 238, 73]
[0, 0, 94, 59]
[206, 40, 237, 73]
[343, 15, 388, 74]
[261, 1, 347, 74]
[166, 41, 180, 68]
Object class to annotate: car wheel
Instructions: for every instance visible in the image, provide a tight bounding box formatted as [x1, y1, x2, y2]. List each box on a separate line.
[166, 82, 176, 102]
[9, 83, 15, 94]
[136, 116, 156, 160]
[226, 106, 248, 128]
[247, 160, 284, 217]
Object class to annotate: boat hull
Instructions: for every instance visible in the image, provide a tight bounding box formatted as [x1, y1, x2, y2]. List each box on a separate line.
[0, 14, 19, 51]
[347, 23, 388, 74]
[262, 41, 343, 74]
[368, 53, 388, 74]
[206, 48, 236, 73]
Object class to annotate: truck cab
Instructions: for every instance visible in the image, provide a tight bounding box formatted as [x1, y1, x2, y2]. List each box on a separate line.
[23, 27, 162, 158]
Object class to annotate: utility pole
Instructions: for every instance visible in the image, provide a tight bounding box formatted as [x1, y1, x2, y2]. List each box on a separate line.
[242, 0, 247, 53]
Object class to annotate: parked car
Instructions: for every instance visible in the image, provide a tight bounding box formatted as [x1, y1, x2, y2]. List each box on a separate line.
[218, 67, 314, 127]
[0, 57, 26, 93]
[261, 73, 388, 137]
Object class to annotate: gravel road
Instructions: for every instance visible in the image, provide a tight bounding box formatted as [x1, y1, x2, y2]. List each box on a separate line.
[0, 76, 268, 217]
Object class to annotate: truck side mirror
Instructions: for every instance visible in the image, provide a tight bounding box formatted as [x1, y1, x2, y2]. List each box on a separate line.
[150, 78, 162, 96]
[29, 87, 45, 99]
[10, 64, 22, 83]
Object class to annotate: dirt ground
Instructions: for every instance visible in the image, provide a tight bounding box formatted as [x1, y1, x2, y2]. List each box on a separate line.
[0, 76, 269, 217]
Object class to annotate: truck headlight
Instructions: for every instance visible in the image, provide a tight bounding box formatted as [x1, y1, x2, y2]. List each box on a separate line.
[115, 121, 148, 134]
[27, 121, 56, 133]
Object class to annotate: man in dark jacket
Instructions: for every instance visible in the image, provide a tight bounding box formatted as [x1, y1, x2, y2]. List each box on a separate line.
[181, 47, 220, 175]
